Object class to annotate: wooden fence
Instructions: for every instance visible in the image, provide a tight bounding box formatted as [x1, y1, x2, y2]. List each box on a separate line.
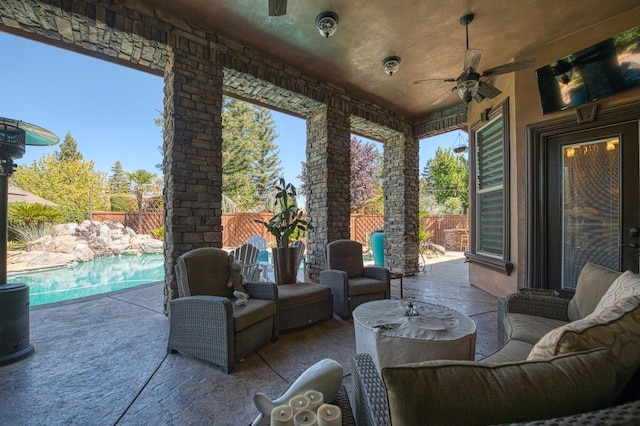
[91, 211, 163, 235]
[91, 211, 468, 249]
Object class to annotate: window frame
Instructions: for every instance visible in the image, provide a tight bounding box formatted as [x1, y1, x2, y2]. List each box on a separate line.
[466, 98, 513, 275]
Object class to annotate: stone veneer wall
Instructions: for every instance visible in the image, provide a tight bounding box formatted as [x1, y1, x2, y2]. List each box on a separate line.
[306, 106, 352, 281]
[162, 31, 224, 306]
[1, 0, 466, 308]
[383, 132, 420, 274]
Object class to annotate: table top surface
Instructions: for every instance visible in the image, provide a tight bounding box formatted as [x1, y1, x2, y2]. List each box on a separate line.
[353, 299, 476, 341]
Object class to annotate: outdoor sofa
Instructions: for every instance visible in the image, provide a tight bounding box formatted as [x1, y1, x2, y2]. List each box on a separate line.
[351, 262, 640, 425]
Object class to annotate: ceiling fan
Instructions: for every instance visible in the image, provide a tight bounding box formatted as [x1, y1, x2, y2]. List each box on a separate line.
[413, 13, 536, 105]
[268, 0, 287, 16]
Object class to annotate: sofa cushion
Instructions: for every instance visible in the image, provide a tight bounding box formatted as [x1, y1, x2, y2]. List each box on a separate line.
[382, 348, 616, 426]
[528, 296, 640, 397]
[567, 262, 621, 322]
[594, 270, 640, 312]
[503, 313, 568, 345]
[480, 339, 534, 364]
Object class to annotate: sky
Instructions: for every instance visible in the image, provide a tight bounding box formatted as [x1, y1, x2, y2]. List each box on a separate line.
[1, 32, 466, 189]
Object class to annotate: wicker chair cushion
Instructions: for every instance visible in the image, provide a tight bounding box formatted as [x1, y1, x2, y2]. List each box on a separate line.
[347, 277, 390, 296]
[176, 247, 233, 298]
[382, 348, 616, 426]
[502, 313, 567, 345]
[567, 262, 621, 322]
[528, 296, 640, 397]
[327, 240, 364, 278]
[276, 283, 331, 308]
[233, 298, 276, 332]
[595, 270, 640, 312]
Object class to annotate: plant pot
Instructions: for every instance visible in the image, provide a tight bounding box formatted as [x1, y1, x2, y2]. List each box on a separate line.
[272, 246, 298, 285]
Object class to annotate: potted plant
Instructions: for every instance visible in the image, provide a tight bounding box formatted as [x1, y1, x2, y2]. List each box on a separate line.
[255, 178, 312, 284]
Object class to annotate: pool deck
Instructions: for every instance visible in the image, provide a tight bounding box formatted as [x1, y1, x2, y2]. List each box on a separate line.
[0, 251, 500, 425]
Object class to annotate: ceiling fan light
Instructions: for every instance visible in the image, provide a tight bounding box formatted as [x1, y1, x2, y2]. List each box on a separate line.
[316, 11, 339, 38]
[458, 80, 479, 104]
[382, 56, 401, 76]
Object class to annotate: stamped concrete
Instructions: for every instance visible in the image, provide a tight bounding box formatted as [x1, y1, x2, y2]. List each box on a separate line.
[0, 252, 499, 425]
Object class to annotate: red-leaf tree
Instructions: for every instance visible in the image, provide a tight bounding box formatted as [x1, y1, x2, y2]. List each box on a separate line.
[298, 136, 381, 211]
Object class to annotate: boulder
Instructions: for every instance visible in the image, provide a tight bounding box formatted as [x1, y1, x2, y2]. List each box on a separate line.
[8, 220, 164, 272]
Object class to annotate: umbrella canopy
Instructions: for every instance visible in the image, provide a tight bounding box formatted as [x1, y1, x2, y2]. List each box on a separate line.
[0, 116, 59, 147]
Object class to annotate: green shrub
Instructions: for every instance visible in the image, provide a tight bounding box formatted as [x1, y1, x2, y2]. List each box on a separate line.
[6, 240, 24, 250]
[8, 202, 62, 225]
[10, 222, 54, 245]
[110, 194, 137, 212]
[59, 205, 88, 224]
[150, 226, 164, 240]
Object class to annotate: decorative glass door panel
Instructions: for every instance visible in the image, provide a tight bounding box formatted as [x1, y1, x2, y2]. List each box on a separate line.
[561, 138, 619, 290]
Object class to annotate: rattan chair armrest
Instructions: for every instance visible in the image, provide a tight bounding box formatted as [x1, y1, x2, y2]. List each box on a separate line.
[320, 269, 349, 286]
[245, 281, 278, 301]
[169, 295, 232, 320]
[352, 353, 391, 426]
[501, 293, 570, 321]
[363, 266, 391, 283]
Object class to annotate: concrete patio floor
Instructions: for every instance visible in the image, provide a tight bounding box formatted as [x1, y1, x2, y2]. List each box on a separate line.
[0, 251, 500, 425]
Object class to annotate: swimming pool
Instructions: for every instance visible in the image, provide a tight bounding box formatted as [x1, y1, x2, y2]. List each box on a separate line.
[7, 254, 165, 306]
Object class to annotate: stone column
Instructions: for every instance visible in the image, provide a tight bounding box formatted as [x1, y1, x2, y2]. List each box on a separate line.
[306, 105, 351, 281]
[383, 132, 420, 275]
[163, 32, 224, 313]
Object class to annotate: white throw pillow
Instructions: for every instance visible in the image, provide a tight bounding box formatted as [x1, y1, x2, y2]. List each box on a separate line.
[594, 270, 640, 312]
[528, 295, 640, 397]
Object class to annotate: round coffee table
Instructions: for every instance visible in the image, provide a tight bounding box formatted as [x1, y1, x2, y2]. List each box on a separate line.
[353, 300, 477, 373]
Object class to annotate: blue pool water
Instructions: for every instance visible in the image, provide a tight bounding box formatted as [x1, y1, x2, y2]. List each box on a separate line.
[7, 254, 165, 306]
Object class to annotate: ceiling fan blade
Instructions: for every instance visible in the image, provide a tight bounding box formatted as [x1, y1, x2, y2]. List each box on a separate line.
[474, 92, 486, 103]
[413, 78, 456, 85]
[482, 57, 536, 77]
[464, 49, 482, 71]
[476, 81, 502, 99]
[268, 0, 287, 16]
[432, 86, 457, 105]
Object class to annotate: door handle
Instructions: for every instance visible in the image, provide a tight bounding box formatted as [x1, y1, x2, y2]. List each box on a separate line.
[621, 243, 639, 249]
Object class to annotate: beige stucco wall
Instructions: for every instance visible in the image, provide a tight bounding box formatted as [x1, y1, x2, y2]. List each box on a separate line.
[468, 6, 640, 297]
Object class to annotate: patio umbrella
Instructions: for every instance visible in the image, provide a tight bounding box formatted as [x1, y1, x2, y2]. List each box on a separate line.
[0, 117, 58, 365]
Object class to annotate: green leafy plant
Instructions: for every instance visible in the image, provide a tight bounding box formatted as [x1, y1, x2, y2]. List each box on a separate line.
[418, 211, 433, 247]
[8, 202, 62, 226]
[150, 226, 165, 240]
[255, 178, 312, 247]
[10, 222, 54, 245]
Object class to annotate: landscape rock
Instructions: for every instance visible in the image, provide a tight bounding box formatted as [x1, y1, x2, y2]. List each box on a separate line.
[7, 220, 163, 272]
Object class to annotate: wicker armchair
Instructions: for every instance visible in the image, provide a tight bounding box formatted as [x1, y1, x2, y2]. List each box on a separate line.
[320, 240, 390, 319]
[167, 247, 278, 373]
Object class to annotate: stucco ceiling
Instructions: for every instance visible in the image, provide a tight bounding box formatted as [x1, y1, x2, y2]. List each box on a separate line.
[148, 0, 633, 119]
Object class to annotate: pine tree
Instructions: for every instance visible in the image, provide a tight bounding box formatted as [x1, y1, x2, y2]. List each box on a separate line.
[251, 107, 282, 203]
[108, 161, 131, 194]
[222, 97, 282, 208]
[55, 131, 83, 162]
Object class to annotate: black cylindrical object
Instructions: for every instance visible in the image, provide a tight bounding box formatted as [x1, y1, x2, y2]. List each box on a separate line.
[0, 283, 34, 365]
